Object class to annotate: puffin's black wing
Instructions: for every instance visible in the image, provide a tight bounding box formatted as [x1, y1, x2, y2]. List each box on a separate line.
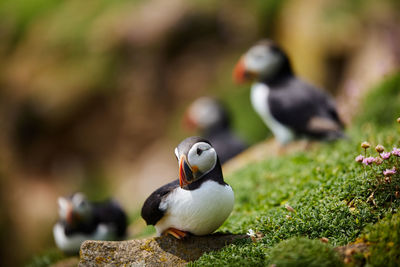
[268, 77, 344, 139]
[93, 200, 128, 237]
[141, 179, 179, 226]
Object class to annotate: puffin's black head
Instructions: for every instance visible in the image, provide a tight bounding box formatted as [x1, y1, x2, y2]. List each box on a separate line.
[174, 136, 219, 189]
[183, 97, 230, 134]
[233, 39, 292, 84]
[58, 192, 92, 225]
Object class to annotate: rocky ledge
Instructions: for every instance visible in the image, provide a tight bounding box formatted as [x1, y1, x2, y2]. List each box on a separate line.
[79, 233, 247, 266]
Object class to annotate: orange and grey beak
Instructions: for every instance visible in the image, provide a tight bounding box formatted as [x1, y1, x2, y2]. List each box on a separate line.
[179, 156, 201, 188]
[233, 57, 258, 84]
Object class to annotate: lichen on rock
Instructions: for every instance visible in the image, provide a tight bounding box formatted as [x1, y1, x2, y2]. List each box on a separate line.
[79, 233, 246, 266]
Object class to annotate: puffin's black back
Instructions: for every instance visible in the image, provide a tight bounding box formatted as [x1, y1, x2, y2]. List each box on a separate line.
[268, 77, 344, 140]
[62, 218, 98, 236]
[93, 200, 127, 237]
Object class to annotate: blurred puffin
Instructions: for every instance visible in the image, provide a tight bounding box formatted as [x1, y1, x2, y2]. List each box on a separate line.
[184, 97, 247, 163]
[141, 136, 234, 239]
[53, 192, 127, 254]
[233, 40, 345, 144]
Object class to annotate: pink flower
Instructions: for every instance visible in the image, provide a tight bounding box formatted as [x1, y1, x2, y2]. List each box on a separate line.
[362, 157, 375, 165]
[380, 152, 391, 159]
[392, 148, 400, 157]
[383, 167, 396, 176]
[355, 155, 364, 163]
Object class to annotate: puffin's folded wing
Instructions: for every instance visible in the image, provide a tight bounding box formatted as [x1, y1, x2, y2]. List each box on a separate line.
[269, 79, 343, 137]
[141, 180, 179, 226]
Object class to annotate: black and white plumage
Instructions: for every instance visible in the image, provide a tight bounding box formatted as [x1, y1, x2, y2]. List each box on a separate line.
[53, 192, 127, 254]
[184, 97, 247, 163]
[141, 136, 234, 239]
[233, 40, 345, 144]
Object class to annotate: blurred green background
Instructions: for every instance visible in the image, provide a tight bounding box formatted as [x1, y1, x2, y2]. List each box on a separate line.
[0, 0, 399, 265]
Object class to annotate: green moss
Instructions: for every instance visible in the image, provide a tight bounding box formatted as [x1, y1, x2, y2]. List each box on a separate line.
[354, 72, 400, 128]
[194, 128, 400, 266]
[192, 72, 400, 265]
[188, 238, 267, 267]
[267, 237, 343, 267]
[25, 249, 65, 267]
[363, 213, 400, 267]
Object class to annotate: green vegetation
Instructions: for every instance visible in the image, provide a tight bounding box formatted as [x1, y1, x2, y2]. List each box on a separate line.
[267, 237, 342, 267]
[191, 72, 400, 266]
[362, 213, 400, 267]
[355, 73, 400, 128]
[25, 249, 66, 267]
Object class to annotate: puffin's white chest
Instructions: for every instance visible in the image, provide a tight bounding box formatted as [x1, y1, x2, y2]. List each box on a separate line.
[53, 223, 115, 253]
[155, 180, 234, 235]
[250, 83, 294, 144]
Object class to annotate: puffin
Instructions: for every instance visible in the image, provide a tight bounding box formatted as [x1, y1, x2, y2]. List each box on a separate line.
[233, 39, 345, 144]
[184, 97, 247, 164]
[53, 192, 127, 254]
[141, 136, 234, 239]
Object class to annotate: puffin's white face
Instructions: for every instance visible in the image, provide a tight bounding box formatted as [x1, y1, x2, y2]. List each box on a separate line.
[187, 97, 220, 130]
[187, 142, 217, 175]
[243, 44, 283, 78]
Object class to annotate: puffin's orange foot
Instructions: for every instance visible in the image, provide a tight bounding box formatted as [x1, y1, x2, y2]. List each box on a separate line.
[164, 228, 187, 239]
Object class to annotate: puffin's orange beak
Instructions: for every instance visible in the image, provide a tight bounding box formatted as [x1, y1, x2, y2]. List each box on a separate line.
[233, 57, 259, 84]
[179, 156, 201, 188]
[179, 156, 190, 188]
[233, 57, 246, 84]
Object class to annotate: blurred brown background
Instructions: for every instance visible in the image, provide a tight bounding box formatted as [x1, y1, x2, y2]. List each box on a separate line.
[0, 0, 399, 265]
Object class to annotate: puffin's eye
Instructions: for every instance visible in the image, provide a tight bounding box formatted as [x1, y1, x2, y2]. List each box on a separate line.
[196, 148, 203, 156]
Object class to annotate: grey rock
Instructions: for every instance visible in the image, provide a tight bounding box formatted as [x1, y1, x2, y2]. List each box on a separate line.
[79, 233, 247, 266]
